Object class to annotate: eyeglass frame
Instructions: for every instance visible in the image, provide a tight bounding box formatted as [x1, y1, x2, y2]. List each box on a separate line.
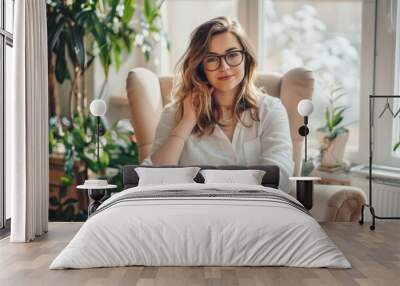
[202, 50, 246, 72]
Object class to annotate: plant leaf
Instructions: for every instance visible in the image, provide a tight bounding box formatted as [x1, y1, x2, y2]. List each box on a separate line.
[394, 142, 400, 151]
[63, 198, 79, 205]
[331, 112, 344, 128]
[54, 39, 70, 83]
[49, 196, 60, 206]
[61, 175, 73, 187]
[122, 0, 136, 24]
[65, 25, 86, 72]
[49, 18, 66, 51]
[99, 151, 110, 168]
[143, 0, 151, 20]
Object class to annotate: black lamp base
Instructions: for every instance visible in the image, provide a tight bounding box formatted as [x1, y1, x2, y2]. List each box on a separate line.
[298, 125, 309, 136]
[88, 189, 106, 216]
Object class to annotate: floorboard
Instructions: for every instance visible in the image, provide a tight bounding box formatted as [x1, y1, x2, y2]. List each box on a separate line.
[0, 222, 399, 286]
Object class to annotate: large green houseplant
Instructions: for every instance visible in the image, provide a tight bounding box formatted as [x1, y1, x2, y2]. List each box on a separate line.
[47, 0, 167, 220]
[316, 85, 350, 169]
[47, 0, 166, 117]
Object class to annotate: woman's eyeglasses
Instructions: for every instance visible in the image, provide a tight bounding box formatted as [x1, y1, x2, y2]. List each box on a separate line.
[203, 50, 246, 72]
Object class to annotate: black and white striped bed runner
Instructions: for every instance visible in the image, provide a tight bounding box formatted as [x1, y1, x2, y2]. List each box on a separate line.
[90, 189, 310, 218]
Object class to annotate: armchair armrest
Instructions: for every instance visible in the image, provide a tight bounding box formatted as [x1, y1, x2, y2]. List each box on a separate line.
[289, 183, 367, 222]
[311, 185, 367, 222]
[126, 68, 164, 162]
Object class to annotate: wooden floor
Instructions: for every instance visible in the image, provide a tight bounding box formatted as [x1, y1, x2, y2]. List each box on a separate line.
[0, 222, 399, 286]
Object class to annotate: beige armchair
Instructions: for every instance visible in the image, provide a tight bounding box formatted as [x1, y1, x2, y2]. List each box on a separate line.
[125, 67, 366, 222]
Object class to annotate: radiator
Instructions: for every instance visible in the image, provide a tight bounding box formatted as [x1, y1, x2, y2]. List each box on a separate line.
[350, 165, 400, 222]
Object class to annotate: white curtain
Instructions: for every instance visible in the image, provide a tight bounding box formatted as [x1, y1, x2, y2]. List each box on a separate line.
[7, 0, 49, 242]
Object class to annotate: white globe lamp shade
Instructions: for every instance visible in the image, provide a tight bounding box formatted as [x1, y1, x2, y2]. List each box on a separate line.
[90, 99, 107, 116]
[297, 99, 314, 117]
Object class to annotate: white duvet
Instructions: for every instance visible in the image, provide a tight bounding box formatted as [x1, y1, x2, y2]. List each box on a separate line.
[50, 183, 351, 269]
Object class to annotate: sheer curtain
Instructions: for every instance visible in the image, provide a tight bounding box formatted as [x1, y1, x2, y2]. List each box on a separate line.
[7, 0, 49, 242]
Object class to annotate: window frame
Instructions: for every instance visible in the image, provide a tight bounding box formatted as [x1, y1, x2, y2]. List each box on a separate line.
[361, 0, 399, 168]
[393, 0, 400, 160]
[0, 0, 13, 230]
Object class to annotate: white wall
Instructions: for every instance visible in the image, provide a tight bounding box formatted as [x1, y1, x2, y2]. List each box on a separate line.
[160, 0, 239, 75]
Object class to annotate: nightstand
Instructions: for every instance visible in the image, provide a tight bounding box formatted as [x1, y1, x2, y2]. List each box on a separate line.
[289, 177, 321, 210]
[77, 184, 117, 216]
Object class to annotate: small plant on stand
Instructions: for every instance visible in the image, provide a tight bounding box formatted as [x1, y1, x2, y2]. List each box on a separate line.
[316, 84, 350, 171]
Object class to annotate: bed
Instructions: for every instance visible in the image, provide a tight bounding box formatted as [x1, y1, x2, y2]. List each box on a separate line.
[50, 165, 351, 269]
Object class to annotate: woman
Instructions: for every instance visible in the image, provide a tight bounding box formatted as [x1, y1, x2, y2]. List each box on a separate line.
[143, 17, 294, 192]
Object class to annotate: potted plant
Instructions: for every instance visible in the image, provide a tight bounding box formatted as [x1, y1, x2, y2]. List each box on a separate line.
[49, 114, 139, 221]
[316, 85, 350, 169]
[47, 0, 166, 220]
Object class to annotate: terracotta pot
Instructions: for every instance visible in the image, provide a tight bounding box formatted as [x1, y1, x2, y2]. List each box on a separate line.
[316, 129, 349, 168]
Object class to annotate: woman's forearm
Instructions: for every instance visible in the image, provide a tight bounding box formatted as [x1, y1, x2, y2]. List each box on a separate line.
[150, 119, 195, 165]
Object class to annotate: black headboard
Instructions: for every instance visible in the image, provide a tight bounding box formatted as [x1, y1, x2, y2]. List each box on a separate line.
[122, 165, 280, 189]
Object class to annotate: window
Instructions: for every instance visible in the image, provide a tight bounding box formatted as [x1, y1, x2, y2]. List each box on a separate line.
[365, 0, 399, 168]
[1, 0, 14, 230]
[261, 0, 362, 157]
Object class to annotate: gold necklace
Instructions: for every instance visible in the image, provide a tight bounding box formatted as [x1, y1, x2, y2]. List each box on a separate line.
[218, 107, 234, 124]
[221, 117, 232, 122]
[220, 115, 234, 124]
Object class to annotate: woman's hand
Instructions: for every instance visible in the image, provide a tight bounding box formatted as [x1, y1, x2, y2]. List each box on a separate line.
[182, 87, 214, 124]
[182, 92, 198, 127]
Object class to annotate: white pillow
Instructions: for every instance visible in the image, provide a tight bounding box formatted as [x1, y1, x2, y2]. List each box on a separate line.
[135, 167, 201, 186]
[200, 169, 266, 185]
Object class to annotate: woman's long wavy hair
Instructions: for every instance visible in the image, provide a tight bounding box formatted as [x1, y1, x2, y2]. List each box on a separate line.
[172, 16, 260, 136]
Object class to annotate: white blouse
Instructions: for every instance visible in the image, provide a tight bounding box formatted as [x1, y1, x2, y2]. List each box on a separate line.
[143, 94, 294, 192]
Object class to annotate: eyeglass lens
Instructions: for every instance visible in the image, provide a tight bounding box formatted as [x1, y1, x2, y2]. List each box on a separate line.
[204, 51, 244, 71]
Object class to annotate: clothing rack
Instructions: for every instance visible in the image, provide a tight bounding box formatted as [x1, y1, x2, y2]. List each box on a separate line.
[359, 95, 400, 230]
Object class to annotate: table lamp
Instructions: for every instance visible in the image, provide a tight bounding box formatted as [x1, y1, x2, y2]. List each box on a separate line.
[89, 99, 107, 170]
[290, 99, 319, 210]
[297, 99, 314, 162]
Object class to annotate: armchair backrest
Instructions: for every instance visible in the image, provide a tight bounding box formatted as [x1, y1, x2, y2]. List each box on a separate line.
[126, 67, 314, 176]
